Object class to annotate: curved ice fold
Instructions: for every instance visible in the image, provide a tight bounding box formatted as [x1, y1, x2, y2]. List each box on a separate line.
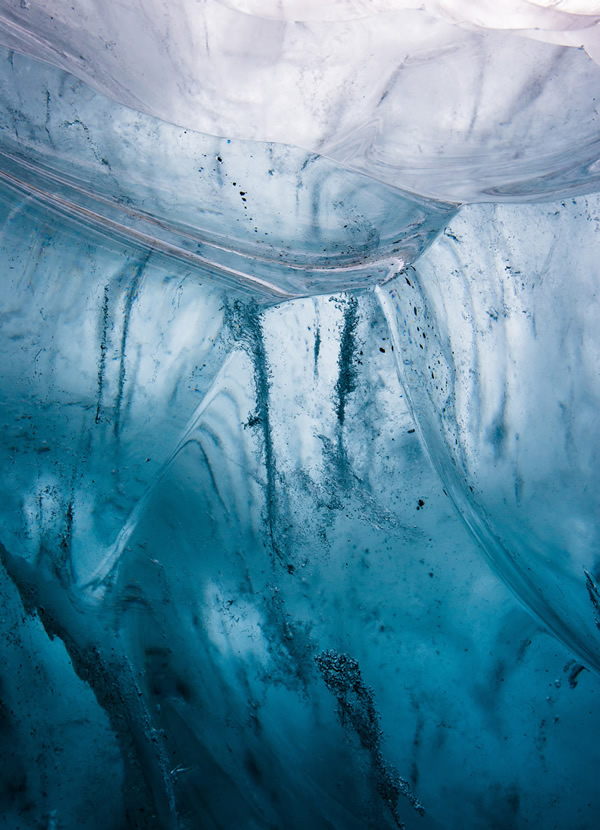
[378, 194, 600, 671]
[0, 179, 231, 586]
[2, 2, 600, 201]
[0, 49, 452, 300]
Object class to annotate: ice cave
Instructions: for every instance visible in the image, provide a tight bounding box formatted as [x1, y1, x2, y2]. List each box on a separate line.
[1, 2, 600, 828]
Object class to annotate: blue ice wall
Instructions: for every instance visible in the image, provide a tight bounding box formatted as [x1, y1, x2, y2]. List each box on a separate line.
[0, 40, 599, 830]
[378, 197, 600, 674]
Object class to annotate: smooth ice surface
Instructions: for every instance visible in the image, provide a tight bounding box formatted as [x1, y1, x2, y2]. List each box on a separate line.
[378, 195, 600, 672]
[0, 7, 600, 830]
[2, 2, 600, 200]
[0, 49, 451, 300]
[2, 282, 600, 830]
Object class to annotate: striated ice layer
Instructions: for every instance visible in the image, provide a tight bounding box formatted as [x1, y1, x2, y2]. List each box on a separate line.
[0, 48, 452, 300]
[378, 195, 600, 672]
[2, 287, 600, 829]
[2, 1, 600, 201]
[0, 186, 230, 587]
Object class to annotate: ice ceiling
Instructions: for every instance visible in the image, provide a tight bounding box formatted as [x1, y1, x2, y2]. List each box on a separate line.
[0, 2, 600, 829]
[4, 0, 600, 202]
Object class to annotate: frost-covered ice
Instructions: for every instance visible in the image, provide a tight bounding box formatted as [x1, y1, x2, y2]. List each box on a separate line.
[0, 4, 600, 830]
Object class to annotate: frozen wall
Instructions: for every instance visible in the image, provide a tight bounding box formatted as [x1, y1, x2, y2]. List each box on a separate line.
[0, 5, 600, 830]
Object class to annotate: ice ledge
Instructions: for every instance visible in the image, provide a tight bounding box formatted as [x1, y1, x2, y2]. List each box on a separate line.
[0, 48, 455, 300]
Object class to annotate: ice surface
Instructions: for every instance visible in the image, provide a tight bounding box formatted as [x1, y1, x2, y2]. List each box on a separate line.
[2, 1, 600, 201]
[378, 192, 600, 670]
[0, 6, 600, 830]
[0, 49, 450, 300]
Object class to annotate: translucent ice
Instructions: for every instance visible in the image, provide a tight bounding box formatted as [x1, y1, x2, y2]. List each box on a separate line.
[378, 196, 600, 672]
[2, 1, 600, 200]
[1, 7, 600, 830]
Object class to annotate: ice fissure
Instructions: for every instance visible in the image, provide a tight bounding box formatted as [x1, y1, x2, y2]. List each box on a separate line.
[1, 6, 600, 830]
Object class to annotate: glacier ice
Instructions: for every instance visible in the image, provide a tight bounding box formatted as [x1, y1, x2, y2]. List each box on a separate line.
[3, 0, 600, 201]
[379, 197, 600, 674]
[0, 5, 600, 830]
